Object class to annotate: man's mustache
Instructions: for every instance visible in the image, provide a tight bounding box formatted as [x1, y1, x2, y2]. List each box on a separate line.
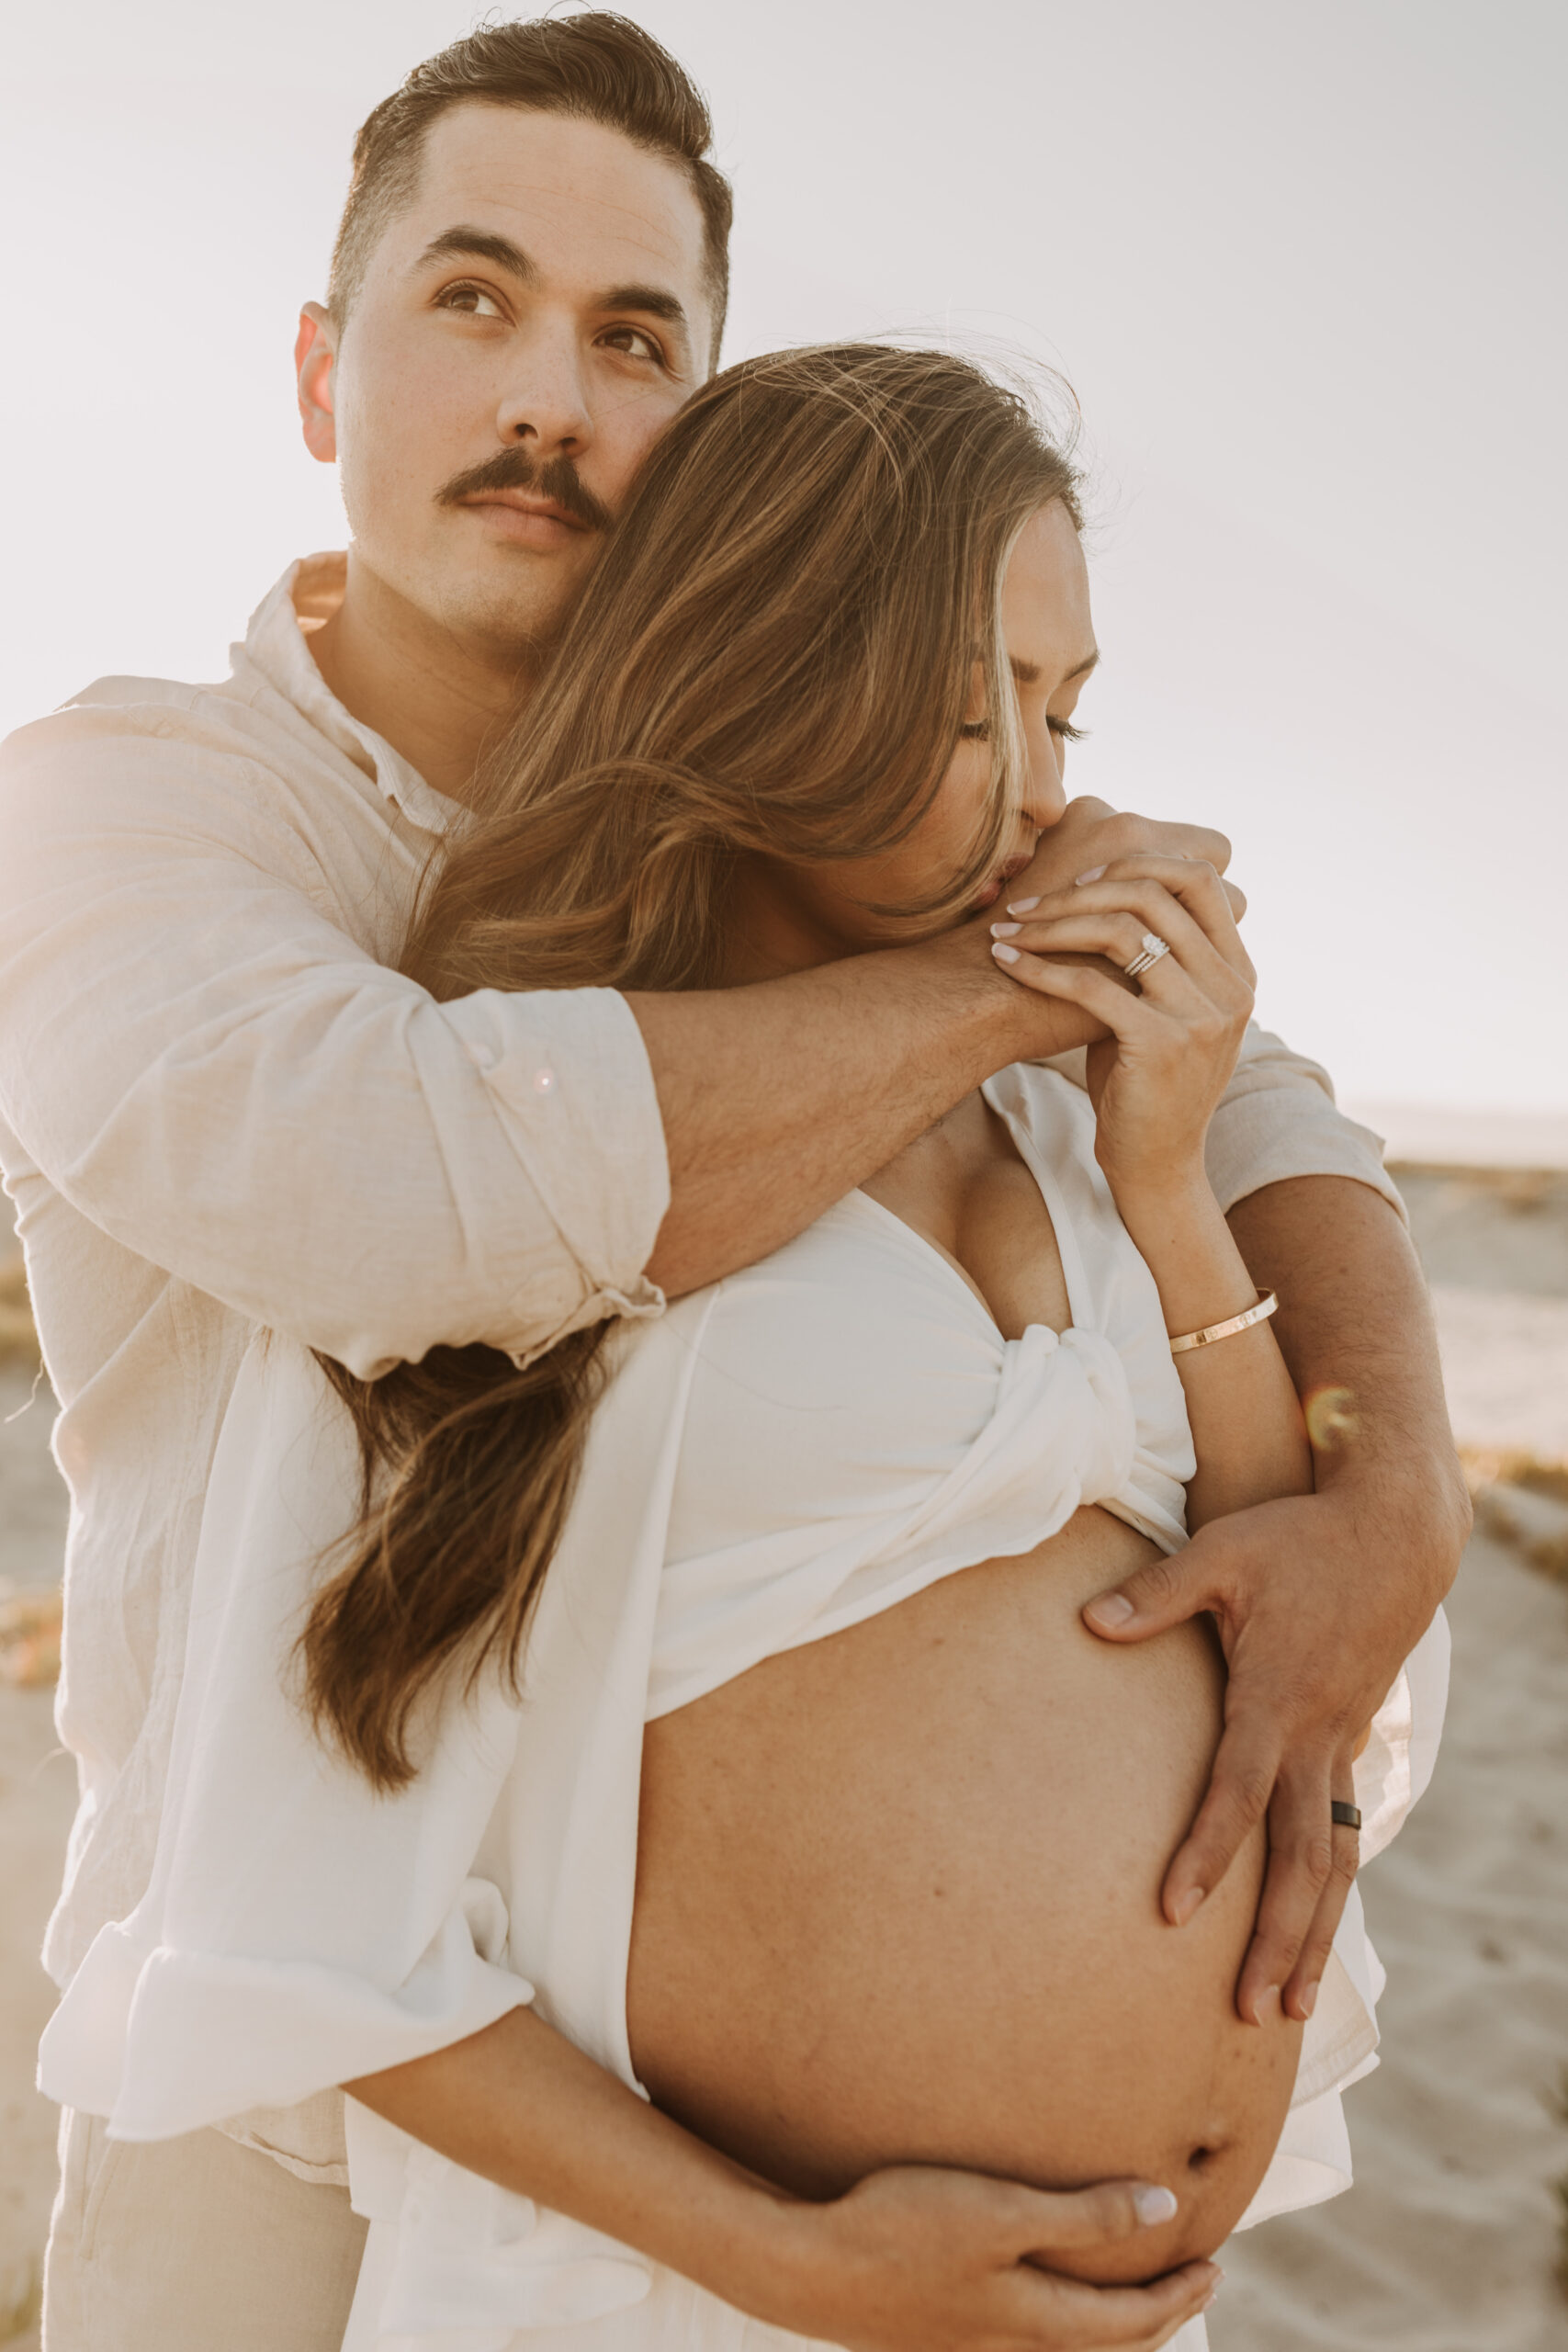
[435, 447, 614, 535]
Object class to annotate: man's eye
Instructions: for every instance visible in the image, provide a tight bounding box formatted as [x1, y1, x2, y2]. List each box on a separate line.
[600, 325, 664, 363]
[436, 283, 505, 320]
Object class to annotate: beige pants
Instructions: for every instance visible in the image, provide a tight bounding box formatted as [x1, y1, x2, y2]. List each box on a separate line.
[42, 2109, 367, 2352]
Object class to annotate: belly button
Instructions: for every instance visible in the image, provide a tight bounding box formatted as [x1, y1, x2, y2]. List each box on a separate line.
[1187, 2144, 1216, 2173]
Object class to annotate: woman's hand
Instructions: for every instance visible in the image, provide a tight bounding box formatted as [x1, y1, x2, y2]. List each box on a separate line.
[762, 2166, 1220, 2351]
[355, 2004, 1218, 2352]
[990, 855, 1256, 1202]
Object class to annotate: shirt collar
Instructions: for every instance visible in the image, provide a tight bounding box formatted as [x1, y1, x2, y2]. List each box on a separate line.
[235, 554, 466, 838]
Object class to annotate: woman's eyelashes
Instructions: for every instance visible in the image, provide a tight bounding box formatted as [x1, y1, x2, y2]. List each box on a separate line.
[957, 717, 1088, 743]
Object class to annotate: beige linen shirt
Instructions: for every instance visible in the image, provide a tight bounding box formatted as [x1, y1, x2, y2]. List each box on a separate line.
[0, 554, 1399, 2178]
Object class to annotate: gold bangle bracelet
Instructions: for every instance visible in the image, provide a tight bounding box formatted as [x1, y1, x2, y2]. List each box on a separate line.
[1168, 1288, 1280, 1355]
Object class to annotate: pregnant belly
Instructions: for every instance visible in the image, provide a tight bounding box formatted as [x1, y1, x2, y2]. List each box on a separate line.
[626, 1507, 1303, 2281]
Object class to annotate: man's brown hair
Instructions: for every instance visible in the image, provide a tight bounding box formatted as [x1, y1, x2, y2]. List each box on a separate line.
[328, 11, 734, 367]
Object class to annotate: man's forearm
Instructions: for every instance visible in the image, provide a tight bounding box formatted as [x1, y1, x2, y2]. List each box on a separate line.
[631, 798, 1239, 1301]
[630, 928, 1059, 1298]
[1224, 1174, 1470, 1578]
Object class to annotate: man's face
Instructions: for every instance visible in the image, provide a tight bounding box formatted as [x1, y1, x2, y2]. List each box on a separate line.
[299, 104, 713, 661]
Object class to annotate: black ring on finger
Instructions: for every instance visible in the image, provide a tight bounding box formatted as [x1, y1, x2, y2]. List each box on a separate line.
[1330, 1800, 1361, 1831]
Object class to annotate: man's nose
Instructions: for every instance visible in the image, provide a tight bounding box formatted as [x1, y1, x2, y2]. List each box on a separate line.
[495, 321, 593, 455]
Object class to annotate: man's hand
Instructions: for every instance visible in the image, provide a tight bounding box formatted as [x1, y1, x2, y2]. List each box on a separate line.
[1007, 797, 1245, 923]
[1080, 1177, 1467, 2026]
[765, 2167, 1219, 2352]
[1082, 1483, 1449, 2023]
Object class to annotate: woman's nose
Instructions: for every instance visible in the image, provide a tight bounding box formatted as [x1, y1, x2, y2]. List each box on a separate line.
[1024, 745, 1070, 831]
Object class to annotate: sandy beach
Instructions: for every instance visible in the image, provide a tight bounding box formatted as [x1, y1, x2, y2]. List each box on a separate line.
[2, 1163, 1566, 2350]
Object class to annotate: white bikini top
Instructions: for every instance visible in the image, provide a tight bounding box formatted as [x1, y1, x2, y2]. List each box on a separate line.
[647, 1061, 1196, 1718]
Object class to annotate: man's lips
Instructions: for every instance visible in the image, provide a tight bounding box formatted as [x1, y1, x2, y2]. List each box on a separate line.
[458, 490, 593, 535]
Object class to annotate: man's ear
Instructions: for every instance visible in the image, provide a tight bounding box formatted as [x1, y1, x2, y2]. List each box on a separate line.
[296, 302, 339, 463]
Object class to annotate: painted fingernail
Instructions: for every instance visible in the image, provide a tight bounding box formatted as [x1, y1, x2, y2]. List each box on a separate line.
[989, 921, 1021, 938]
[1298, 1980, 1318, 2018]
[991, 941, 1021, 964]
[1074, 865, 1107, 885]
[1134, 2185, 1179, 2225]
[1084, 1591, 1134, 1630]
[1171, 1886, 1205, 1928]
[1007, 893, 1041, 914]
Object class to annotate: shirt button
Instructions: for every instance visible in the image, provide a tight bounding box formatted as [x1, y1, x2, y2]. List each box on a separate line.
[533, 1065, 557, 1095]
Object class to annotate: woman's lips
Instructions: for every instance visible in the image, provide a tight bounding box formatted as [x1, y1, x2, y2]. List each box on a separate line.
[973, 853, 1035, 912]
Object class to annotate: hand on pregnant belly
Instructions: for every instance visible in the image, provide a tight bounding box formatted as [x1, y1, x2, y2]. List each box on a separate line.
[629, 1511, 1303, 2288]
[753, 2166, 1220, 2350]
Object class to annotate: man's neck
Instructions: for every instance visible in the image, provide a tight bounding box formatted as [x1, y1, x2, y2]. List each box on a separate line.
[306, 549, 529, 803]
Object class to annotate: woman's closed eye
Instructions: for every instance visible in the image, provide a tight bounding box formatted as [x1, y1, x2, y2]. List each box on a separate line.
[958, 718, 1089, 743]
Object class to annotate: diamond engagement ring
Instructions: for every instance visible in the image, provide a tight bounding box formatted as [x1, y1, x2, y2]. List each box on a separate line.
[1123, 931, 1170, 979]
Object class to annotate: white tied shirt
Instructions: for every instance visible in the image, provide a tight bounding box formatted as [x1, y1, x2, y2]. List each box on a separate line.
[38, 1067, 1448, 2352]
[0, 554, 1404, 2188]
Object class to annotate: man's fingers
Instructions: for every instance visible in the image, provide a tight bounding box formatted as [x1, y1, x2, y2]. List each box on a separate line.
[1143, 817, 1233, 876]
[1159, 1719, 1282, 1933]
[1082, 1546, 1211, 1642]
[1281, 1861, 1358, 2025]
[1238, 1761, 1361, 2026]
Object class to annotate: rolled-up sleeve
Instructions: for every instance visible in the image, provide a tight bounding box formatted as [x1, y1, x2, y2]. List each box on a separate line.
[0, 708, 669, 1377]
[1044, 1025, 1405, 1225]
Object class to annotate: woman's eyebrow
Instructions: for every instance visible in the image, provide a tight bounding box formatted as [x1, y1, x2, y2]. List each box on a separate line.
[1006, 650, 1100, 690]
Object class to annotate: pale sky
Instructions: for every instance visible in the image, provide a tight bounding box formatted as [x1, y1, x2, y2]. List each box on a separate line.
[2, 0, 1562, 1116]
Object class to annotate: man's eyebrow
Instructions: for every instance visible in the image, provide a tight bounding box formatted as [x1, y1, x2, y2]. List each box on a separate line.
[414, 226, 539, 281]
[598, 282, 690, 332]
[597, 283, 695, 368]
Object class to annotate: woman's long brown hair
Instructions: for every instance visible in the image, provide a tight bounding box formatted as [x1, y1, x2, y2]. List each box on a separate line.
[303, 345, 1082, 1788]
